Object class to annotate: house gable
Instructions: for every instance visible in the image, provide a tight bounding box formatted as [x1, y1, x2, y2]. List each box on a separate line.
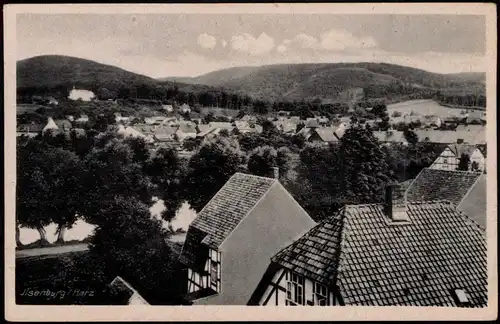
[194, 181, 316, 305]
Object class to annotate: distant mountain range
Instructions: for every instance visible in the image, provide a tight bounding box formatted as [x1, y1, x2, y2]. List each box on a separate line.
[161, 63, 485, 100]
[17, 55, 485, 103]
[16, 55, 213, 96]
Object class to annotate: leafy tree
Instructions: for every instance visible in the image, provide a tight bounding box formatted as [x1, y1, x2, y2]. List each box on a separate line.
[236, 110, 246, 119]
[88, 196, 184, 304]
[203, 112, 215, 124]
[183, 137, 246, 212]
[458, 153, 471, 171]
[403, 128, 419, 146]
[247, 146, 292, 180]
[81, 134, 154, 224]
[337, 124, 393, 204]
[145, 147, 186, 222]
[16, 139, 85, 243]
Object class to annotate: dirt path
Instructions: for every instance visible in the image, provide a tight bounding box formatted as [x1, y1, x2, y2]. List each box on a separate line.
[16, 243, 89, 259]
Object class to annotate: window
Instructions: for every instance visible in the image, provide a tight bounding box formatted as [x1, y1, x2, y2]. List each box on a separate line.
[209, 249, 221, 292]
[443, 158, 448, 164]
[210, 260, 217, 287]
[314, 283, 328, 306]
[286, 272, 304, 305]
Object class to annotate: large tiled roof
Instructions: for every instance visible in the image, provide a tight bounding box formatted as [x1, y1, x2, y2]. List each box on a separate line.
[272, 201, 487, 306]
[179, 173, 277, 269]
[406, 168, 482, 206]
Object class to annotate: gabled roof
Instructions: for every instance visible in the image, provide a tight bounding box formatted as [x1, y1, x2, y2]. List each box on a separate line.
[447, 143, 480, 158]
[271, 201, 486, 306]
[43, 117, 59, 132]
[373, 131, 407, 143]
[179, 173, 277, 270]
[313, 127, 339, 142]
[109, 276, 149, 305]
[406, 168, 483, 206]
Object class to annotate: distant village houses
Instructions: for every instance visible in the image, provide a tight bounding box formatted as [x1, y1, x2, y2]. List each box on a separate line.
[430, 144, 485, 172]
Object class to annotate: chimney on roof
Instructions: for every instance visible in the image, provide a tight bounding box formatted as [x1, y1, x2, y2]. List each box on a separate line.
[272, 167, 279, 179]
[384, 183, 409, 223]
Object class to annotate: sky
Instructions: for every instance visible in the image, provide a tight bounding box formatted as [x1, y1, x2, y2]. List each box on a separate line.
[16, 14, 486, 78]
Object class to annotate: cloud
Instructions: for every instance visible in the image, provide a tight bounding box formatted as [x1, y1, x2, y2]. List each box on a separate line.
[293, 33, 320, 49]
[231, 32, 275, 55]
[197, 33, 217, 49]
[320, 29, 377, 51]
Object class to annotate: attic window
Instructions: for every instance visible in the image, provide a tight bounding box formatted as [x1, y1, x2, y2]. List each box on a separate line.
[403, 288, 410, 296]
[421, 273, 429, 281]
[453, 289, 470, 304]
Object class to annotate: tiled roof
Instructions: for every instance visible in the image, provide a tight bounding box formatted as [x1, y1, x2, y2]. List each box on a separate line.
[455, 125, 486, 145]
[179, 173, 277, 269]
[273, 121, 297, 133]
[17, 123, 44, 133]
[54, 119, 73, 131]
[414, 130, 459, 144]
[208, 122, 234, 130]
[373, 131, 408, 143]
[272, 201, 487, 306]
[448, 144, 479, 157]
[314, 127, 339, 142]
[235, 121, 263, 133]
[406, 168, 482, 206]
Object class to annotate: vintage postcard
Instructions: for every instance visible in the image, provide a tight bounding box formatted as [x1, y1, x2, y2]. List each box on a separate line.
[4, 3, 497, 321]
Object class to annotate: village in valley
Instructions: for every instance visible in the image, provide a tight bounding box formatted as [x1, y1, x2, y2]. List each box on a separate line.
[14, 12, 489, 309]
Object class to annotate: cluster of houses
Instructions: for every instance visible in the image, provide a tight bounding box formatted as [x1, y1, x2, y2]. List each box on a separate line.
[174, 158, 487, 306]
[109, 126, 487, 306]
[108, 161, 486, 306]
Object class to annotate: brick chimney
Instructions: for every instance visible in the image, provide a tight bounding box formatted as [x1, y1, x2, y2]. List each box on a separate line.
[272, 167, 279, 179]
[384, 183, 409, 223]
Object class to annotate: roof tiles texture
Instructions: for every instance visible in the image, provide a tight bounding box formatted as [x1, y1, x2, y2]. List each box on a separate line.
[406, 168, 482, 206]
[272, 201, 487, 306]
[179, 173, 277, 269]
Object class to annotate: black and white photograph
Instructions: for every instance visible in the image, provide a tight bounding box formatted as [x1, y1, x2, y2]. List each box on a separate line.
[4, 3, 497, 321]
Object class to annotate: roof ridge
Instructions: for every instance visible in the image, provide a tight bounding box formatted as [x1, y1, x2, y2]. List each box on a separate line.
[233, 171, 278, 182]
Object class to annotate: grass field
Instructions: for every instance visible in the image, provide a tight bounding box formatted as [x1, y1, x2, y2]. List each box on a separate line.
[387, 99, 481, 117]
